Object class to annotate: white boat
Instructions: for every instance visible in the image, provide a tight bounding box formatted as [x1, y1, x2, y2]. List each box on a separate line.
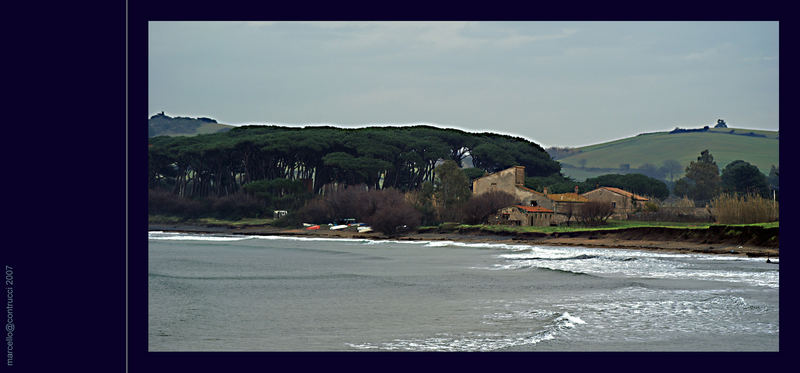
[357, 226, 373, 233]
[302, 223, 313, 227]
[330, 225, 348, 230]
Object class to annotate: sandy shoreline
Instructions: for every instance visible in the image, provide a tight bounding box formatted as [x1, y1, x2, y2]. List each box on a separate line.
[149, 223, 779, 259]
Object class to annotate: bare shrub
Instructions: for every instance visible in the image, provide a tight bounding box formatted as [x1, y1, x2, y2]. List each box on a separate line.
[577, 201, 615, 226]
[297, 186, 422, 234]
[297, 197, 333, 223]
[365, 200, 422, 236]
[461, 191, 518, 225]
[711, 193, 779, 224]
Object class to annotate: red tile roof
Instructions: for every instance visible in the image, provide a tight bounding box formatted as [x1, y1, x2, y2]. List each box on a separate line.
[597, 187, 649, 201]
[513, 205, 553, 213]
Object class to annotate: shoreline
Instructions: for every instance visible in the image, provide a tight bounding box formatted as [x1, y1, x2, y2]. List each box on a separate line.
[149, 223, 780, 259]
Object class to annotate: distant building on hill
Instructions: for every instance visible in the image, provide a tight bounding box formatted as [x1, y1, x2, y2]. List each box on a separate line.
[715, 119, 728, 128]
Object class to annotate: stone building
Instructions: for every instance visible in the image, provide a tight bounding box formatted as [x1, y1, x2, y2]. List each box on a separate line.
[472, 166, 554, 210]
[474, 166, 590, 225]
[581, 186, 649, 219]
[545, 185, 589, 221]
[492, 205, 555, 226]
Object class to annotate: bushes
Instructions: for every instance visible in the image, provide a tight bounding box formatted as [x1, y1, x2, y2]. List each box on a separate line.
[148, 188, 209, 218]
[365, 202, 422, 236]
[461, 191, 517, 225]
[210, 192, 268, 220]
[577, 201, 615, 226]
[148, 188, 268, 220]
[711, 193, 778, 224]
[297, 186, 421, 235]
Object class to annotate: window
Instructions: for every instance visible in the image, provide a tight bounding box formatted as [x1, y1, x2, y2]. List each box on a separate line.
[612, 202, 616, 208]
[530, 200, 537, 206]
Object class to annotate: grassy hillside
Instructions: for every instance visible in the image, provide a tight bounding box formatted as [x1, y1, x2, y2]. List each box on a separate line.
[556, 128, 778, 181]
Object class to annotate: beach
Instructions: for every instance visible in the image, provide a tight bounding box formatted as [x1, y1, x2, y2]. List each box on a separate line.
[148, 223, 779, 259]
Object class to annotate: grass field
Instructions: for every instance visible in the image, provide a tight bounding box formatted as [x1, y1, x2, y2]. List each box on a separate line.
[557, 128, 778, 181]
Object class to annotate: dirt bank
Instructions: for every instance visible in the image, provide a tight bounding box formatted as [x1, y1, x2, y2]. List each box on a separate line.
[148, 224, 779, 259]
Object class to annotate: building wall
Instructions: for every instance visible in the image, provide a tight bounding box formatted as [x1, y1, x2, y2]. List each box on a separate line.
[473, 167, 523, 195]
[496, 207, 553, 227]
[473, 166, 554, 210]
[582, 189, 636, 217]
[515, 187, 554, 210]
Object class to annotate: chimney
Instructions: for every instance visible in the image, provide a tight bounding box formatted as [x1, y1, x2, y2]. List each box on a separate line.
[543, 187, 548, 195]
[574, 185, 579, 194]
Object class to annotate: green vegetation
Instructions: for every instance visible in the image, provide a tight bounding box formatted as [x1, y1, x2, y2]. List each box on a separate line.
[721, 160, 770, 197]
[148, 113, 233, 137]
[433, 160, 472, 221]
[674, 150, 722, 204]
[149, 125, 559, 200]
[553, 127, 778, 180]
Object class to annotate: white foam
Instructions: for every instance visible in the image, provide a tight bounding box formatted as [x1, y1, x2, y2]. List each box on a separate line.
[423, 240, 534, 251]
[148, 231, 253, 241]
[556, 312, 586, 328]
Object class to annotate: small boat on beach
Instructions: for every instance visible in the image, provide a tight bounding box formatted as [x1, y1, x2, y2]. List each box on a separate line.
[302, 223, 313, 227]
[330, 225, 348, 230]
[357, 226, 373, 233]
[305, 225, 320, 230]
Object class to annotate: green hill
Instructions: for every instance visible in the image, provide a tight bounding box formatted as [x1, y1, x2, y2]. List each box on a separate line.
[552, 127, 778, 181]
[148, 112, 234, 137]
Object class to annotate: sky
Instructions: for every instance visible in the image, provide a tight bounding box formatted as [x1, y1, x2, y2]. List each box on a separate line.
[148, 21, 778, 148]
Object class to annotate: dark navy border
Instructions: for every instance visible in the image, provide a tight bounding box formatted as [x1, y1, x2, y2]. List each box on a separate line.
[6, 0, 126, 371]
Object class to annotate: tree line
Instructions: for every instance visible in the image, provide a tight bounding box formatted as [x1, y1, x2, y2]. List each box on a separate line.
[149, 125, 560, 200]
[674, 150, 776, 206]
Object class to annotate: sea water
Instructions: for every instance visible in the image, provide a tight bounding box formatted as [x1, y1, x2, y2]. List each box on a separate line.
[148, 232, 779, 351]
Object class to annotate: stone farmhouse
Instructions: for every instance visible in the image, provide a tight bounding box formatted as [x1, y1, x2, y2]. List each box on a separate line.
[472, 166, 554, 210]
[473, 166, 587, 226]
[474, 166, 649, 225]
[581, 186, 649, 219]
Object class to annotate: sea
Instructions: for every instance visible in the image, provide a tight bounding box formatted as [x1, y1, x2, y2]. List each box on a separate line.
[148, 231, 779, 351]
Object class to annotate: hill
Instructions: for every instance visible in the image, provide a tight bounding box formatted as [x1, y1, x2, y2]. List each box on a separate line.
[549, 127, 778, 181]
[148, 112, 234, 137]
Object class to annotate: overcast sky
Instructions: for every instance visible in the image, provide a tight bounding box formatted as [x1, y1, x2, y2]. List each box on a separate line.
[148, 21, 778, 148]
